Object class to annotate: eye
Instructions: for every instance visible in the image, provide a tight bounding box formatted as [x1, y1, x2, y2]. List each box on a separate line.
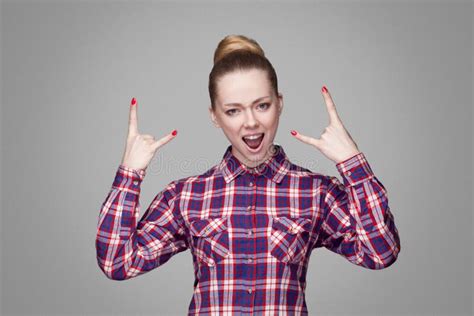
[257, 103, 270, 110]
[225, 109, 238, 116]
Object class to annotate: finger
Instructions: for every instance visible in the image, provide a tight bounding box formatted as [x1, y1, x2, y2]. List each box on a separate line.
[151, 130, 178, 151]
[128, 97, 139, 136]
[321, 86, 343, 126]
[290, 130, 321, 149]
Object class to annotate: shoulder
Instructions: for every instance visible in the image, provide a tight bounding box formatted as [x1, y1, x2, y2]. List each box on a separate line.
[284, 160, 343, 208]
[285, 159, 331, 184]
[163, 163, 223, 194]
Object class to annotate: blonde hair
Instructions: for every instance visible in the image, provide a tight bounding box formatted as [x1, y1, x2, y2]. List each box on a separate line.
[209, 34, 279, 110]
[213, 35, 265, 64]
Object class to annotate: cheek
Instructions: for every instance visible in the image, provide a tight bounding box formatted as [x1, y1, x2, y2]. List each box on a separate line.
[262, 113, 280, 128]
[221, 121, 241, 135]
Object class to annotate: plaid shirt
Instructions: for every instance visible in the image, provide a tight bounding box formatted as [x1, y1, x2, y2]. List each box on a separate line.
[96, 144, 400, 315]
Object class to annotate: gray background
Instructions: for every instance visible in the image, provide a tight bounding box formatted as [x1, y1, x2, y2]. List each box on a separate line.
[1, 1, 472, 315]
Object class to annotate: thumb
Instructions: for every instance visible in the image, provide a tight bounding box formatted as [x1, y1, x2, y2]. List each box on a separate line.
[291, 130, 322, 149]
[151, 130, 178, 152]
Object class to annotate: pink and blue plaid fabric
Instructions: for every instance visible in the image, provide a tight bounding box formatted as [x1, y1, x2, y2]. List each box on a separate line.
[96, 144, 400, 315]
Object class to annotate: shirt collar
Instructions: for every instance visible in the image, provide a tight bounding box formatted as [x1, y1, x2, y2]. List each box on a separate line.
[218, 143, 291, 184]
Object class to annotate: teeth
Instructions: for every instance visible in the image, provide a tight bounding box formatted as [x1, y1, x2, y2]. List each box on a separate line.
[243, 133, 263, 140]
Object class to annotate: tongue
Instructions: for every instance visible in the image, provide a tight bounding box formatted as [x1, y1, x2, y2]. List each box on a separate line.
[244, 135, 263, 149]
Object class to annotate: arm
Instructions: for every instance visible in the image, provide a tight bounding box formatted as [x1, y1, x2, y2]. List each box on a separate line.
[95, 165, 188, 280]
[314, 152, 401, 270]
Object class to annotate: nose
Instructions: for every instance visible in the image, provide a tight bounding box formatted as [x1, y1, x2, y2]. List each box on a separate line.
[243, 109, 259, 129]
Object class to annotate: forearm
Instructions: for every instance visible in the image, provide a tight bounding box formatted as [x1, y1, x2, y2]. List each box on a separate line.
[323, 153, 401, 269]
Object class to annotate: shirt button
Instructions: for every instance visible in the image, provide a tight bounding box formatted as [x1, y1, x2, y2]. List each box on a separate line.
[249, 181, 254, 187]
[247, 206, 252, 211]
[247, 288, 253, 294]
[347, 171, 352, 176]
[247, 229, 253, 236]
[133, 180, 139, 185]
[247, 258, 253, 263]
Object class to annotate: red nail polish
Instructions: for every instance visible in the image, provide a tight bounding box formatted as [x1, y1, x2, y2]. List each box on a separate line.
[291, 130, 297, 136]
[131, 97, 136, 106]
[322, 86, 328, 93]
[172, 130, 178, 136]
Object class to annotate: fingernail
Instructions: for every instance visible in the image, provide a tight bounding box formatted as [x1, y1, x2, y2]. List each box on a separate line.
[290, 130, 297, 136]
[171, 129, 178, 136]
[131, 97, 136, 106]
[322, 86, 328, 93]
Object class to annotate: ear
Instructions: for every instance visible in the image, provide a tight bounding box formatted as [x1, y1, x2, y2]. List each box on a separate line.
[277, 93, 284, 115]
[209, 106, 221, 128]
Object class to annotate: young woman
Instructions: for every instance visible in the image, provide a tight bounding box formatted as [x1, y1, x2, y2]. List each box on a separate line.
[96, 34, 401, 315]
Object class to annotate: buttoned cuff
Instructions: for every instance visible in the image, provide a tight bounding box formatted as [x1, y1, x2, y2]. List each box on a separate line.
[335, 152, 374, 187]
[112, 164, 146, 194]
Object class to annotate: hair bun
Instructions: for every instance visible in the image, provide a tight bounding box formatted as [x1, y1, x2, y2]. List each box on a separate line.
[213, 34, 265, 65]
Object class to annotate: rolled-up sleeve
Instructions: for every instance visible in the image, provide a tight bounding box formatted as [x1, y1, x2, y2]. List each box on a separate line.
[315, 152, 401, 270]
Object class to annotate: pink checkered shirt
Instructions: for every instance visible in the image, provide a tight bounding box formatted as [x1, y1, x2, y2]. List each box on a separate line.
[96, 144, 401, 315]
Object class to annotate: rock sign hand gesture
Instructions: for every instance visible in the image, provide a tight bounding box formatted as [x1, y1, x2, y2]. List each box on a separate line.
[291, 86, 361, 164]
[121, 97, 177, 171]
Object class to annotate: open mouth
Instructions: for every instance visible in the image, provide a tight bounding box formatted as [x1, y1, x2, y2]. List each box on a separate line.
[242, 133, 264, 151]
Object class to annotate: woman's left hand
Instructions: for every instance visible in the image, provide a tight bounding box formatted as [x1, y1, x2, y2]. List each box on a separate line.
[291, 86, 361, 164]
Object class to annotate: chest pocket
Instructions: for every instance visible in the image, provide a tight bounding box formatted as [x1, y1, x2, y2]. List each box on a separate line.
[189, 217, 230, 267]
[269, 216, 313, 264]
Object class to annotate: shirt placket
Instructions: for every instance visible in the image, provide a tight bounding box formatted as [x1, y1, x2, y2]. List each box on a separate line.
[242, 172, 258, 313]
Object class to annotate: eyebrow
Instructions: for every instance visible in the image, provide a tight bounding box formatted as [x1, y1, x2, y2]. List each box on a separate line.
[224, 96, 271, 107]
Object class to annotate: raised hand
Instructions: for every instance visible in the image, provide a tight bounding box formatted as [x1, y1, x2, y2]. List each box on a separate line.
[291, 86, 361, 164]
[120, 97, 177, 170]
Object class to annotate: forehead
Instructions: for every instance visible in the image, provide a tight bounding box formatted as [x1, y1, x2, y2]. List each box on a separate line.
[216, 69, 272, 105]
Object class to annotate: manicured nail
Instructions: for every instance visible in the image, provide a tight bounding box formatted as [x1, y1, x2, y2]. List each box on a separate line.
[322, 86, 328, 93]
[131, 97, 136, 106]
[290, 130, 297, 136]
[171, 129, 178, 136]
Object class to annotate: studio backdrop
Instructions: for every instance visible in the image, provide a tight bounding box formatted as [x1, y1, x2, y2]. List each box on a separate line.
[1, 1, 472, 315]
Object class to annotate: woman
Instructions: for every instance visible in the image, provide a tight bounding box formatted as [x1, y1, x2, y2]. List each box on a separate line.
[96, 34, 401, 315]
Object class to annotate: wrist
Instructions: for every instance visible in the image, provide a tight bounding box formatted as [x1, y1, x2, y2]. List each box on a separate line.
[335, 150, 362, 165]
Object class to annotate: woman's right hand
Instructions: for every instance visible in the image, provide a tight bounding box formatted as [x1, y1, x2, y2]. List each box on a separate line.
[120, 97, 177, 171]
